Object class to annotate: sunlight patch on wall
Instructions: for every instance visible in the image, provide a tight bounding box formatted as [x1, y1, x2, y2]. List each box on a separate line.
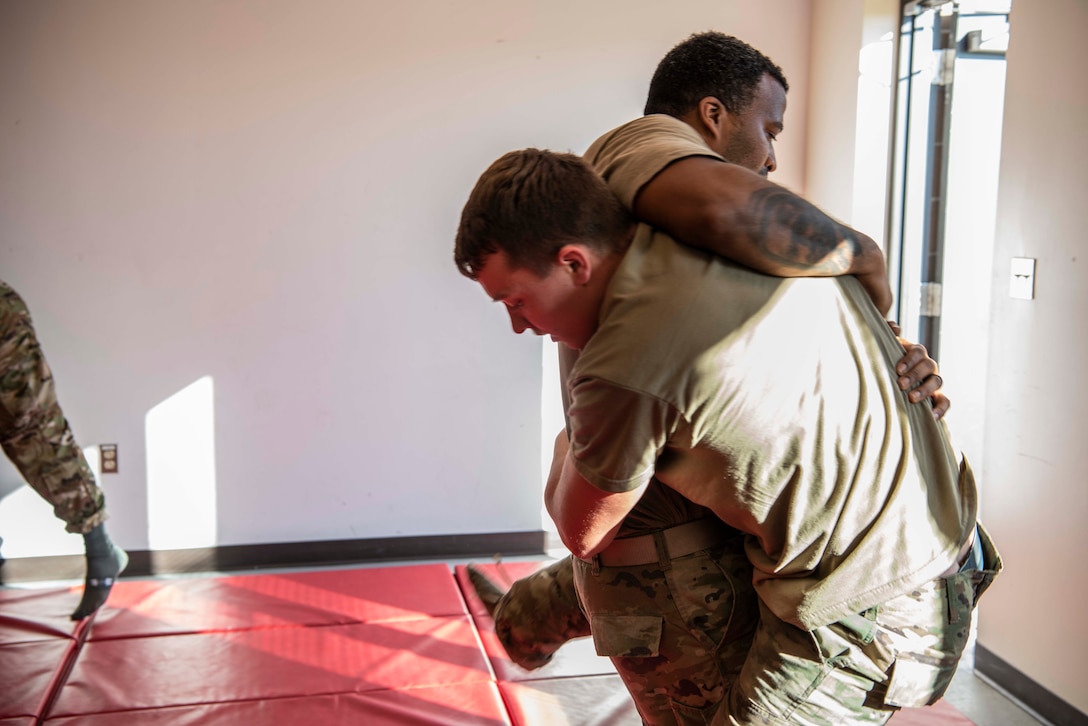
[146, 375, 218, 550]
[853, 19, 896, 247]
[0, 485, 84, 557]
[0, 445, 106, 558]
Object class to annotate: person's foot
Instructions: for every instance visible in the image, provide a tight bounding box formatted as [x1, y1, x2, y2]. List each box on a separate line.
[71, 541, 128, 621]
[466, 563, 507, 617]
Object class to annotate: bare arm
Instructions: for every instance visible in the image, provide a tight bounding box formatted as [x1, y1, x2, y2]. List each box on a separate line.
[634, 156, 893, 316]
[544, 428, 647, 560]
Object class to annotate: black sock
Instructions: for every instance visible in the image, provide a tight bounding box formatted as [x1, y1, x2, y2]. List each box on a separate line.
[71, 524, 128, 620]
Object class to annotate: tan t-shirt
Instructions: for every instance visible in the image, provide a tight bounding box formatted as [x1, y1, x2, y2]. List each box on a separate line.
[571, 115, 977, 629]
[557, 341, 714, 537]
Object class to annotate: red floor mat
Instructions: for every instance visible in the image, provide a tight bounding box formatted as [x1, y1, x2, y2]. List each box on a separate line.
[49, 615, 492, 717]
[0, 639, 79, 719]
[44, 684, 512, 725]
[1, 562, 981, 725]
[0, 588, 81, 645]
[90, 563, 466, 640]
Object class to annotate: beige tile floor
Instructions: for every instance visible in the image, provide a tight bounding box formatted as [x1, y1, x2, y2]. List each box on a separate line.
[945, 631, 1049, 726]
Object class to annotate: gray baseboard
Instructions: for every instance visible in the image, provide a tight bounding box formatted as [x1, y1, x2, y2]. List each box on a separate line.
[975, 643, 1088, 726]
[0, 530, 547, 584]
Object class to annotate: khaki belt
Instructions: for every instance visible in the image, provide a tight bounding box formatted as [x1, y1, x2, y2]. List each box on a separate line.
[588, 518, 735, 568]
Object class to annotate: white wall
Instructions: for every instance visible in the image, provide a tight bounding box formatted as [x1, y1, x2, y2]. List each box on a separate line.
[4, 0, 1084, 713]
[806, 0, 864, 226]
[804, 1, 1088, 712]
[978, 0, 1088, 712]
[0, 0, 814, 556]
[806, 0, 902, 243]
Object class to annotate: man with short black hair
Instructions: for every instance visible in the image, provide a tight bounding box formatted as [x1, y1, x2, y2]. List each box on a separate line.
[456, 141, 998, 724]
[463, 32, 975, 725]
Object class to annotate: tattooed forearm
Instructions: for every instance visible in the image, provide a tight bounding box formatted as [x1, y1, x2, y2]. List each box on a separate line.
[747, 186, 865, 273]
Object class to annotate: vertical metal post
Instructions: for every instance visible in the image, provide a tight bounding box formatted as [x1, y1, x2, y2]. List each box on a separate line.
[890, 7, 918, 327]
[918, 5, 958, 361]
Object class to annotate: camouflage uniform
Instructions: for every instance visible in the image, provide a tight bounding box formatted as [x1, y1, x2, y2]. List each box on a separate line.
[721, 525, 1002, 725]
[490, 534, 758, 725]
[488, 527, 1002, 725]
[487, 115, 1003, 725]
[565, 117, 1001, 724]
[491, 555, 593, 670]
[0, 280, 106, 534]
[574, 535, 760, 725]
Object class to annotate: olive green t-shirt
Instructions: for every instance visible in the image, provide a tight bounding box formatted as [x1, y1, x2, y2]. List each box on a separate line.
[571, 116, 977, 629]
[557, 343, 713, 537]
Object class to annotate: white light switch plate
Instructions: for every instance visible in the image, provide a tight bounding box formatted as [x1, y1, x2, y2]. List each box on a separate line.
[1010, 257, 1035, 300]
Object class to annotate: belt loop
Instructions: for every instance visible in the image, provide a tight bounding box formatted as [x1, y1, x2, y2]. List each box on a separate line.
[652, 529, 672, 571]
[946, 576, 961, 624]
[591, 554, 601, 576]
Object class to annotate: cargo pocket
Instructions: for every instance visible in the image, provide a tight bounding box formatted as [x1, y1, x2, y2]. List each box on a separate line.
[589, 614, 663, 658]
[883, 574, 974, 708]
[670, 699, 719, 725]
[885, 656, 960, 708]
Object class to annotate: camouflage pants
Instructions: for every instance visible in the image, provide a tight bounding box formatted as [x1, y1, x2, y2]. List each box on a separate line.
[0, 281, 106, 534]
[720, 523, 1003, 725]
[573, 534, 759, 726]
[491, 555, 594, 670]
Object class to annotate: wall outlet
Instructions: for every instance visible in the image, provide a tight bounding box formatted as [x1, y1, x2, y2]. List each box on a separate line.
[100, 444, 118, 474]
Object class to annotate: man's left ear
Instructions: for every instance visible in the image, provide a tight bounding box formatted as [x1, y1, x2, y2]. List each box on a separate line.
[696, 96, 729, 145]
[557, 245, 592, 285]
